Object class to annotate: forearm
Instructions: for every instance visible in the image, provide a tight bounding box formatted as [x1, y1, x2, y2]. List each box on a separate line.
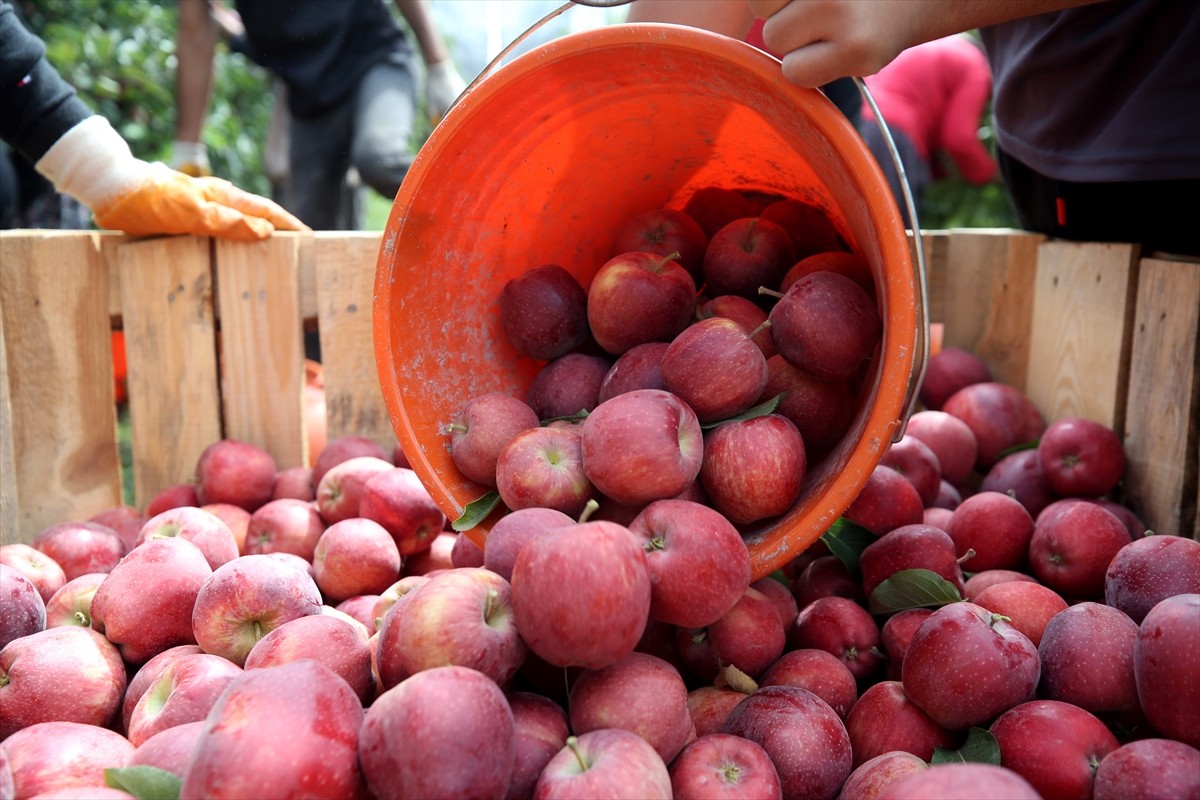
[625, 0, 755, 39]
[394, 0, 450, 65]
[175, 0, 217, 142]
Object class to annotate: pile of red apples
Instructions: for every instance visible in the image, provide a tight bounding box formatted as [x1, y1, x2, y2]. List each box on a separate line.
[2, 192, 1199, 800]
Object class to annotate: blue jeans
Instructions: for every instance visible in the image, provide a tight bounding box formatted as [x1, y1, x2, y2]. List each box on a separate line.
[287, 54, 417, 230]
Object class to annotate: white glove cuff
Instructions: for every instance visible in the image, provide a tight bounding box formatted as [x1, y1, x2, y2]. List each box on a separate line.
[172, 140, 210, 167]
[34, 115, 154, 208]
[427, 59, 456, 81]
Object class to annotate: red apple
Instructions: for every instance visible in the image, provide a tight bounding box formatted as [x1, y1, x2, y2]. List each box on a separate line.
[496, 424, 597, 517]
[844, 680, 960, 767]
[1134, 593, 1200, 747]
[0, 721, 134, 800]
[334, 594, 381, 632]
[904, 409, 979, 486]
[683, 186, 755, 238]
[1037, 416, 1126, 498]
[928, 484, 960, 512]
[597, 341, 670, 402]
[759, 198, 845, 260]
[781, 250, 873, 295]
[1104, 534, 1200, 624]
[843, 465, 925, 536]
[989, 699, 1119, 800]
[972, 579, 1068, 648]
[0, 625, 126, 738]
[483, 506, 574, 582]
[768, 271, 882, 382]
[89, 505, 147, 551]
[91, 537, 212, 663]
[0, 567, 44, 648]
[193, 438, 276, 512]
[881, 763, 1041, 800]
[120, 644, 204, 733]
[859, 523, 966, 601]
[687, 686, 751, 738]
[506, 691, 570, 800]
[901, 601, 1040, 730]
[918, 346, 992, 412]
[721, 685, 853, 800]
[360, 665, 515, 800]
[315, 455, 394, 525]
[499, 263, 590, 360]
[402, 528, 457, 575]
[244, 613, 374, 704]
[311, 433, 390, 487]
[0, 543, 66, 604]
[587, 250, 697, 356]
[677, 586, 787, 682]
[360, 465, 448, 556]
[144, 482, 199, 518]
[761, 354, 855, 461]
[179, 659, 365, 800]
[791, 554, 866, 609]
[962, 569, 1036, 601]
[703, 216, 796, 299]
[1093, 738, 1200, 800]
[944, 490, 1035, 572]
[527, 352, 611, 419]
[879, 435, 942, 507]
[699, 294, 777, 359]
[200, 502, 252, 554]
[270, 466, 315, 502]
[662, 316, 769, 423]
[879, 608, 933, 681]
[759, 648, 858, 719]
[511, 519, 651, 669]
[669, 733, 784, 800]
[1037, 600, 1138, 714]
[448, 392, 541, 487]
[126, 652, 243, 747]
[450, 530, 486, 568]
[1095, 499, 1149, 541]
[537, 732, 671, 799]
[627, 498, 752, 628]
[312, 516, 401, 602]
[837, 751, 928, 800]
[43, 571, 105, 629]
[1028, 498, 1131, 599]
[580, 388, 703, 507]
[753, 575, 800, 630]
[941, 382, 1045, 471]
[190, 553, 323, 666]
[612, 206, 708, 281]
[128, 720, 205, 777]
[789, 595, 883, 682]
[32, 520, 124, 581]
[243, 497, 326, 561]
[569, 652, 694, 763]
[136, 506, 240, 570]
[979, 448, 1058, 518]
[700, 413, 806, 525]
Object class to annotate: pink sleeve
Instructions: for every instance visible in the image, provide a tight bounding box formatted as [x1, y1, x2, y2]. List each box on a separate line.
[939, 50, 998, 185]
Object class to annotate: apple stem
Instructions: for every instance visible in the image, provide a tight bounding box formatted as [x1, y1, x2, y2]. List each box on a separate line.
[444, 422, 468, 434]
[0, 675, 7, 689]
[653, 251, 683, 273]
[956, 548, 976, 566]
[749, 319, 772, 339]
[644, 535, 666, 553]
[483, 589, 499, 622]
[74, 610, 90, 626]
[989, 612, 1013, 628]
[758, 286, 785, 300]
[577, 499, 600, 525]
[565, 736, 590, 772]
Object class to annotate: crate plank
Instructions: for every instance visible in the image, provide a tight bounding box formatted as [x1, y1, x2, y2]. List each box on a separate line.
[1025, 241, 1139, 431]
[214, 235, 307, 469]
[1122, 257, 1200, 538]
[313, 231, 393, 451]
[941, 229, 1044, 391]
[910, 229, 949, 327]
[0, 231, 120, 540]
[118, 236, 223, 507]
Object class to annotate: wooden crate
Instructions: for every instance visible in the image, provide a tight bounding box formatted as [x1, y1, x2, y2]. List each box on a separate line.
[3, 229, 1197, 544]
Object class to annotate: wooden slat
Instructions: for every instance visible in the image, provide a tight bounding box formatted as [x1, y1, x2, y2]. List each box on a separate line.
[910, 229, 949, 326]
[941, 229, 1044, 391]
[118, 236, 223, 507]
[0, 231, 120, 540]
[1122, 257, 1200, 538]
[1024, 241, 1139, 431]
[0, 277, 17, 538]
[214, 234, 306, 469]
[313, 231, 394, 450]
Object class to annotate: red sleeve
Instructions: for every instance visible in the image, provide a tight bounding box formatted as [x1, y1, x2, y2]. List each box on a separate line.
[938, 48, 997, 185]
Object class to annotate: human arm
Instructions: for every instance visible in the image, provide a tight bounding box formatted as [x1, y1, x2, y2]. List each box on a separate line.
[747, 0, 1108, 88]
[624, 0, 755, 39]
[172, 0, 218, 175]
[393, 0, 465, 122]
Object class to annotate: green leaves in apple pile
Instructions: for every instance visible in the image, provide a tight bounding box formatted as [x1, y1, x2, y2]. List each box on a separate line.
[452, 490, 502, 532]
[868, 568, 964, 615]
[931, 727, 1002, 766]
[539, 409, 589, 426]
[698, 393, 784, 430]
[819, 517, 875, 575]
[105, 766, 181, 800]
[995, 438, 1040, 460]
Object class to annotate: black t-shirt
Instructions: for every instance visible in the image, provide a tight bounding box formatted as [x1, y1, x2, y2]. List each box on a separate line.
[233, 0, 413, 118]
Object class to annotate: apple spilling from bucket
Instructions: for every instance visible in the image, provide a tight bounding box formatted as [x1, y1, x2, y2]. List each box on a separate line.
[2, 204, 1200, 799]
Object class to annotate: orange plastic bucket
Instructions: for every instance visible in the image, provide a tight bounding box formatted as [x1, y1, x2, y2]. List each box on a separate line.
[374, 24, 923, 581]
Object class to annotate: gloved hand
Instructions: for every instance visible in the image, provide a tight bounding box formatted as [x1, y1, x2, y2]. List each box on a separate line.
[37, 116, 308, 240]
[170, 140, 212, 178]
[426, 59, 467, 124]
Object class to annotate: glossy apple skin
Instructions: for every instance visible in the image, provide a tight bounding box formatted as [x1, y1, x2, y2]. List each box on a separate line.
[1134, 593, 1200, 747]
[527, 352, 611, 420]
[449, 391, 540, 487]
[882, 763, 1041, 800]
[1036, 416, 1126, 498]
[194, 438, 276, 512]
[1, 721, 134, 800]
[1105, 534, 1200, 624]
[973, 580, 1067, 648]
[918, 346, 992, 412]
[359, 466, 448, 556]
[312, 517, 401, 603]
[499, 263, 590, 361]
[126, 652, 243, 747]
[941, 382, 1044, 472]
[945, 490, 1037, 573]
[244, 613, 374, 704]
[1037, 601, 1138, 714]
[505, 691, 570, 800]
[668, 733, 783, 800]
[597, 341, 670, 402]
[612, 206, 708, 281]
[496, 425, 597, 517]
[535, 728, 672, 800]
[1093, 738, 1200, 800]
[360, 665, 515, 800]
[843, 465, 925, 536]
[587, 250, 697, 356]
[758, 648, 858, 720]
[33, 520, 125, 581]
[700, 413, 806, 525]
[905, 409, 979, 486]
[844, 680, 960, 767]
[136, 506, 240, 570]
[768, 270, 882, 383]
[790, 595, 883, 682]
[661, 316, 769, 423]
[677, 586, 787, 682]
[0, 567, 44, 648]
[1028, 499, 1131, 600]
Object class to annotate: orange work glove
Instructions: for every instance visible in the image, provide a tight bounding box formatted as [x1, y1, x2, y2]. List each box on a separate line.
[37, 116, 308, 240]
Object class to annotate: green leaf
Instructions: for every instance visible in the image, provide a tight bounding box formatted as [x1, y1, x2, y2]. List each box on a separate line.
[931, 727, 1002, 765]
[820, 517, 875, 575]
[869, 568, 963, 615]
[540, 409, 589, 426]
[452, 491, 501, 532]
[996, 438, 1040, 460]
[699, 393, 784, 430]
[105, 766, 182, 800]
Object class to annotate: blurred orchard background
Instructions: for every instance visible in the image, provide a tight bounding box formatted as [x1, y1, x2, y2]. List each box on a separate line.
[14, 0, 1016, 231]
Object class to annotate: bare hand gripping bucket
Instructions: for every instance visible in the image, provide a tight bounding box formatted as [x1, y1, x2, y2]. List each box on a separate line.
[374, 23, 926, 580]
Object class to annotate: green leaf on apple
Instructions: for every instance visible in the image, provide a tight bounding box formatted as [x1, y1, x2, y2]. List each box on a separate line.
[452, 491, 502, 532]
[699, 393, 784, 430]
[540, 409, 589, 426]
[105, 766, 182, 800]
[931, 726, 1002, 766]
[868, 568, 963, 615]
[820, 517, 875, 574]
[996, 438, 1040, 459]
